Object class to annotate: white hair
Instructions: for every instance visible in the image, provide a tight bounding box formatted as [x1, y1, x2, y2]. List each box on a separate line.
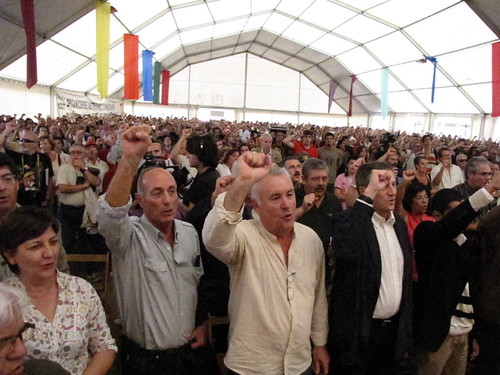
[0, 284, 28, 328]
[250, 166, 290, 205]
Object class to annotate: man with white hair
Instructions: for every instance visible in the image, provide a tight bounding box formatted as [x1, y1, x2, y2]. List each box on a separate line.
[251, 132, 282, 164]
[203, 152, 329, 375]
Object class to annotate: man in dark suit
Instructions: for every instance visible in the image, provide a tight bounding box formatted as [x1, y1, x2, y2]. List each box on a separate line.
[327, 162, 413, 375]
[413, 173, 500, 374]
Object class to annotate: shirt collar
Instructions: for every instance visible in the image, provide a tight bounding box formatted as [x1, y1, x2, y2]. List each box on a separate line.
[372, 210, 396, 227]
[140, 215, 178, 244]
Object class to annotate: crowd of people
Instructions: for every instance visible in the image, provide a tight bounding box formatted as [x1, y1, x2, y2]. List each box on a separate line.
[0, 111, 499, 375]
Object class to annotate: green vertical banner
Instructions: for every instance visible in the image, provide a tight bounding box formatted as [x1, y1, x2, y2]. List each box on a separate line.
[153, 62, 161, 104]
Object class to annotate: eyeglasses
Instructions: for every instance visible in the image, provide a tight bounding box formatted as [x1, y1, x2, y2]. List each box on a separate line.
[474, 172, 492, 177]
[457, 159, 467, 162]
[0, 174, 16, 183]
[0, 322, 35, 358]
[20, 138, 36, 143]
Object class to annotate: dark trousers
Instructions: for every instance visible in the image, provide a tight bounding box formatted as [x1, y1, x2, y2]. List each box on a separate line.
[58, 203, 85, 253]
[473, 319, 500, 375]
[331, 316, 404, 375]
[228, 368, 313, 375]
[120, 336, 217, 375]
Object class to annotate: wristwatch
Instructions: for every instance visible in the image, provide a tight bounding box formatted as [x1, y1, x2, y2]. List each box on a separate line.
[80, 167, 89, 173]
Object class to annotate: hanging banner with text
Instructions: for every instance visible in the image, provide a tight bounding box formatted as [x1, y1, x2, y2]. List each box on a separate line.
[55, 90, 123, 116]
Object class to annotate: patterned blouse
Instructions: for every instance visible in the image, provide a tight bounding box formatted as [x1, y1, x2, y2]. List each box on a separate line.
[4, 271, 117, 375]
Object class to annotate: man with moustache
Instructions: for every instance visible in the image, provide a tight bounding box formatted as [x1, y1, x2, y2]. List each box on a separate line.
[281, 156, 303, 189]
[327, 162, 413, 375]
[96, 125, 210, 375]
[203, 152, 329, 375]
[295, 158, 342, 285]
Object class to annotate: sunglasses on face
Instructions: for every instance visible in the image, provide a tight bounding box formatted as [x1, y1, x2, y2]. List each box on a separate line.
[20, 138, 36, 143]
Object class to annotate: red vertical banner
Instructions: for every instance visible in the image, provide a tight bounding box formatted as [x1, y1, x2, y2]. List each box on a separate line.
[348, 75, 357, 117]
[20, 0, 37, 88]
[492, 42, 500, 117]
[161, 70, 170, 105]
[124, 34, 139, 100]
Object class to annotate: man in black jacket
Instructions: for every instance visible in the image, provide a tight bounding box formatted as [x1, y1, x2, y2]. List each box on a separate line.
[328, 162, 413, 375]
[413, 170, 500, 374]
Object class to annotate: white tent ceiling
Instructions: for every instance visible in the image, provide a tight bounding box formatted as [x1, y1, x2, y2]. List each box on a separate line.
[0, 0, 499, 116]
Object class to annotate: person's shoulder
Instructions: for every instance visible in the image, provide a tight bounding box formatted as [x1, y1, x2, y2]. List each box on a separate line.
[175, 219, 197, 234]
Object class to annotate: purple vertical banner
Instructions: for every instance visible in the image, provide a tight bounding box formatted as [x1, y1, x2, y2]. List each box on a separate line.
[328, 80, 338, 113]
[381, 68, 389, 119]
[142, 50, 154, 101]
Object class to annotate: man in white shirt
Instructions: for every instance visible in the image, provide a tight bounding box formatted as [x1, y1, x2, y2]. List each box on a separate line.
[203, 152, 329, 375]
[431, 147, 464, 190]
[328, 162, 413, 375]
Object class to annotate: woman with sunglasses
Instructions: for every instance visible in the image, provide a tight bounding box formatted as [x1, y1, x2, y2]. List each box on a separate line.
[0, 207, 116, 375]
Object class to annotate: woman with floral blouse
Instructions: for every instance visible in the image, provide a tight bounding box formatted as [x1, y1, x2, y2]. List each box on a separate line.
[0, 206, 116, 375]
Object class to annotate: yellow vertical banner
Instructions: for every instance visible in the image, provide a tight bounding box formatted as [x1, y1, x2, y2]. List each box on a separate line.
[96, 0, 110, 98]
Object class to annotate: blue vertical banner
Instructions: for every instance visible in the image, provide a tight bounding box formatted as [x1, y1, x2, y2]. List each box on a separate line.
[142, 50, 154, 101]
[424, 55, 438, 103]
[381, 68, 389, 119]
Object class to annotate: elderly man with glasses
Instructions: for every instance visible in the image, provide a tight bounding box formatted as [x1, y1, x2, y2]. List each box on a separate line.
[0, 284, 69, 375]
[0, 122, 54, 207]
[452, 156, 495, 221]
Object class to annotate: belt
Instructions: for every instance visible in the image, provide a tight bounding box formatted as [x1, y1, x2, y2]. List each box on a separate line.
[371, 314, 399, 328]
[122, 335, 183, 361]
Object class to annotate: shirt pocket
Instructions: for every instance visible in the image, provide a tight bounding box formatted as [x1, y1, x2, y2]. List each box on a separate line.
[144, 257, 169, 287]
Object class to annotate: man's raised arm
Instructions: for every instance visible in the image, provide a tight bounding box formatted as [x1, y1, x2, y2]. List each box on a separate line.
[223, 151, 271, 212]
[105, 125, 151, 207]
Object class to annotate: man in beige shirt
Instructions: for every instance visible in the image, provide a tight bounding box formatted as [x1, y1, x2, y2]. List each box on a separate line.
[203, 152, 329, 375]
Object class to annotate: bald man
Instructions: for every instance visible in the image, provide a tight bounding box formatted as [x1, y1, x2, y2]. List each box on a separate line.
[96, 125, 211, 375]
[251, 133, 282, 164]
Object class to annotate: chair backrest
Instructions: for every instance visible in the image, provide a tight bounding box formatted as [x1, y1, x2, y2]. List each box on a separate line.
[66, 253, 110, 296]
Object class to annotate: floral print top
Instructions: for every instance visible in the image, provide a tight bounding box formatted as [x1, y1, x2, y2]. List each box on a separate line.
[4, 271, 117, 375]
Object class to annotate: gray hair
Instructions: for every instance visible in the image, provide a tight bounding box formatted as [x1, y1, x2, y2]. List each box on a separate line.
[0, 284, 28, 328]
[250, 166, 290, 204]
[302, 158, 328, 178]
[465, 156, 489, 178]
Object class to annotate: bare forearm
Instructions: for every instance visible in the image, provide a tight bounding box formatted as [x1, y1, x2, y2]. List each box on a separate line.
[432, 166, 445, 185]
[57, 183, 90, 194]
[105, 156, 141, 207]
[82, 349, 115, 375]
[223, 178, 252, 212]
[82, 170, 101, 187]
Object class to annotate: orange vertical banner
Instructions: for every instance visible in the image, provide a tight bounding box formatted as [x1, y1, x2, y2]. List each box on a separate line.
[124, 34, 139, 100]
[492, 42, 500, 117]
[161, 70, 170, 105]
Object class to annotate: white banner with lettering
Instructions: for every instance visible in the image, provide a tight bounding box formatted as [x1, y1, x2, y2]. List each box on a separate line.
[56, 90, 123, 116]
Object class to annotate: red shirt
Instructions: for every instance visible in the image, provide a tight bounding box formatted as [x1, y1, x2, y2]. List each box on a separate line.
[293, 141, 319, 158]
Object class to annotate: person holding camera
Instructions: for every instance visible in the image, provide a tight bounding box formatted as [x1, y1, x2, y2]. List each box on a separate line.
[56, 143, 101, 253]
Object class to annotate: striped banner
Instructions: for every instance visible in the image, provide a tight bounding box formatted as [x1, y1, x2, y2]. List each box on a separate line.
[493, 42, 500, 117]
[153, 62, 162, 104]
